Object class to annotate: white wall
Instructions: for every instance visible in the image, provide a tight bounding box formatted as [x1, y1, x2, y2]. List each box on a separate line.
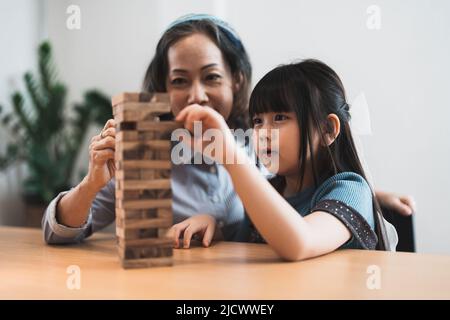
[1, 0, 449, 253]
[0, 0, 45, 225]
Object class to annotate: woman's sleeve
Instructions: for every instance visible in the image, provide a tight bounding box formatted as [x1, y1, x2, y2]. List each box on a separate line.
[42, 179, 116, 244]
[310, 173, 378, 249]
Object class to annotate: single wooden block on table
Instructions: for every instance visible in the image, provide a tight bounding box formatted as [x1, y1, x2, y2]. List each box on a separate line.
[112, 92, 183, 269]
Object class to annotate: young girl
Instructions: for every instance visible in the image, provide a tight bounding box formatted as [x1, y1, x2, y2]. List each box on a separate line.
[172, 59, 396, 260]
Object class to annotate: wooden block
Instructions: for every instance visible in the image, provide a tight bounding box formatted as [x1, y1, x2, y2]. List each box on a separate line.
[115, 149, 155, 161]
[115, 190, 141, 200]
[114, 103, 172, 122]
[118, 140, 172, 152]
[115, 226, 158, 239]
[158, 228, 170, 238]
[136, 121, 182, 133]
[115, 189, 172, 201]
[117, 217, 172, 230]
[115, 169, 170, 180]
[111, 92, 169, 107]
[115, 169, 140, 180]
[115, 208, 158, 220]
[118, 243, 173, 260]
[116, 131, 156, 142]
[157, 208, 172, 220]
[115, 207, 172, 221]
[121, 256, 173, 269]
[153, 169, 171, 179]
[119, 160, 171, 170]
[118, 198, 172, 210]
[121, 179, 171, 190]
[117, 224, 173, 239]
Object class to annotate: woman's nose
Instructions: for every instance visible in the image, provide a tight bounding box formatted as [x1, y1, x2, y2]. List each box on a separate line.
[187, 81, 208, 105]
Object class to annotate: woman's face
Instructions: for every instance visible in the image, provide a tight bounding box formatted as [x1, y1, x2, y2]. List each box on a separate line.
[166, 33, 235, 120]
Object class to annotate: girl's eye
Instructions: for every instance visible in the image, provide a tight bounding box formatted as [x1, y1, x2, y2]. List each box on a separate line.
[252, 117, 262, 126]
[205, 74, 222, 82]
[274, 114, 288, 122]
[171, 78, 187, 86]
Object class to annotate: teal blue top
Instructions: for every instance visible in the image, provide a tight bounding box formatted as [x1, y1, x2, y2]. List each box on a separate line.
[234, 172, 378, 249]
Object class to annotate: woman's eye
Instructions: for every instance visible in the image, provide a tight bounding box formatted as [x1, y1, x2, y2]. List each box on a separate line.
[205, 74, 221, 82]
[274, 114, 288, 121]
[171, 78, 187, 86]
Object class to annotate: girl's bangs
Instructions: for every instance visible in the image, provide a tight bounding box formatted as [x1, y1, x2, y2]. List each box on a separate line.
[249, 66, 296, 119]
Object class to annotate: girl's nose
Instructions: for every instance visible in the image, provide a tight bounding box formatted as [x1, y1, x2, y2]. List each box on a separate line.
[187, 81, 209, 105]
[257, 128, 272, 144]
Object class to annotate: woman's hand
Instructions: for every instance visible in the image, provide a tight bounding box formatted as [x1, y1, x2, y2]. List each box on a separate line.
[175, 104, 237, 164]
[86, 119, 116, 191]
[376, 190, 416, 216]
[167, 214, 217, 249]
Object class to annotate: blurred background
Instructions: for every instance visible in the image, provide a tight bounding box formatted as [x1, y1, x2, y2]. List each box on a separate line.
[0, 0, 449, 254]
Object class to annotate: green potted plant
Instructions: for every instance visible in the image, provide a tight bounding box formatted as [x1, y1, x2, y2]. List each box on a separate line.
[0, 41, 112, 227]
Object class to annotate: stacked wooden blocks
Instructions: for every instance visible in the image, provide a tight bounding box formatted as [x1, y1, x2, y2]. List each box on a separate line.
[111, 92, 182, 269]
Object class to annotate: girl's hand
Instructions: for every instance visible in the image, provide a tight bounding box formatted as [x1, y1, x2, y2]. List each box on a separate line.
[376, 191, 416, 216]
[167, 214, 217, 249]
[175, 104, 237, 164]
[86, 119, 116, 191]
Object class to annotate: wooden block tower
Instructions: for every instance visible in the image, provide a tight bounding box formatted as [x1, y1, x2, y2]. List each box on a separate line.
[111, 92, 182, 269]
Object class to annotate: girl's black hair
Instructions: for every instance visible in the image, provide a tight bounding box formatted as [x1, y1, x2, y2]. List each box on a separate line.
[143, 18, 252, 130]
[249, 59, 390, 250]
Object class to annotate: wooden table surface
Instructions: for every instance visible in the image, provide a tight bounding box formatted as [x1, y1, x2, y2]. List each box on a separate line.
[1, 226, 449, 299]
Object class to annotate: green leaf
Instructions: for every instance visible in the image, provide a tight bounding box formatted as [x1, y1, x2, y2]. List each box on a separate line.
[12, 92, 34, 137]
[2, 114, 12, 125]
[24, 72, 45, 115]
[0, 40, 112, 202]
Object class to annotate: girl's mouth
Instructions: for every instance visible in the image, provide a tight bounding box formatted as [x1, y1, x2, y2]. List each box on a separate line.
[260, 149, 278, 158]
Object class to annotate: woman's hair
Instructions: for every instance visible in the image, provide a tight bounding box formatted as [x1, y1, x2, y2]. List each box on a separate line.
[249, 59, 389, 250]
[143, 15, 252, 130]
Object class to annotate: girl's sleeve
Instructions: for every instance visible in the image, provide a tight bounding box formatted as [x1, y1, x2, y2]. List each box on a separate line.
[42, 179, 116, 244]
[310, 172, 378, 249]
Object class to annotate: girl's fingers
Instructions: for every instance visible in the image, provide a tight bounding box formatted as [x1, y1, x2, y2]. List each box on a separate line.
[175, 104, 199, 122]
[176, 105, 208, 128]
[171, 222, 188, 248]
[202, 223, 215, 247]
[183, 225, 195, 248]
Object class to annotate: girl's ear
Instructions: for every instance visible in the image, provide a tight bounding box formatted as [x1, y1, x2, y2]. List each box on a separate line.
[322, 114, 341, 146]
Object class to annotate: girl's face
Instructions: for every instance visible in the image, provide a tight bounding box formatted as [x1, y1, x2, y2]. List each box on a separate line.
[252, 112, 301, 176]
[166, 33, 235, 120]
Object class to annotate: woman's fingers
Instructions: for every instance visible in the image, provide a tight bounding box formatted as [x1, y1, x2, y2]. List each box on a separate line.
[399, 196, 416, 216]
[101, 127, 116, 139]
[92, 136, 115, 151]
[388, 197, 413, 216]
[92, 149, 115, 163]
[103, 119, 116, 130]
